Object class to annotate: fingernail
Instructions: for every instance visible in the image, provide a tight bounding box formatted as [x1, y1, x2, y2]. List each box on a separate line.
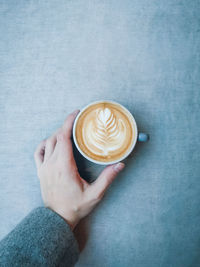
[113, 162, 125, 172]
[72, 109, 80, 115]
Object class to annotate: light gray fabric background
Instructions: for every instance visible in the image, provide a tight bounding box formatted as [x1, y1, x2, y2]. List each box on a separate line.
[0, 1, 200, 266]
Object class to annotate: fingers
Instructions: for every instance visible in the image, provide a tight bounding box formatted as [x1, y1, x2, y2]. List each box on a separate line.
[35, 109, 80, 170]
[34, 140, 46, 169]
[44, 130, 59, 162]
[89, 162, 125, 200]
[53, 109, 80, 166]
[62, 109, 80, 139]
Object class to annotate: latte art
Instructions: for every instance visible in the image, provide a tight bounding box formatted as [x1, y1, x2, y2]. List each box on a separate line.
[74, 101, 136, 163]
[85, 108, 126, 156]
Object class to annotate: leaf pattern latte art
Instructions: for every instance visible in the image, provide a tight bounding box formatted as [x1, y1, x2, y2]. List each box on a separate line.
[86, 108, 126, 156]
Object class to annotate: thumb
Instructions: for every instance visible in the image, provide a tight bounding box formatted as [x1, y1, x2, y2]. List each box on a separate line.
[90, 162, 125, 200]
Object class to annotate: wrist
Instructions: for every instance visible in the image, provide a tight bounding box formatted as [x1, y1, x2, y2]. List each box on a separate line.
[45, 206, 78, 230]
[64, 218, 78, 231]
[50, 207, 79, 230]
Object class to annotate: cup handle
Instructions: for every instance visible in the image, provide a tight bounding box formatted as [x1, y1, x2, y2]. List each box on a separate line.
[138, 132, 150, 142]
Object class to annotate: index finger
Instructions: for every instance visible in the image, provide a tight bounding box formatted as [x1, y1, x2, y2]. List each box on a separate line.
[53, 110, 80, 164]
[62, 109, 80, 139]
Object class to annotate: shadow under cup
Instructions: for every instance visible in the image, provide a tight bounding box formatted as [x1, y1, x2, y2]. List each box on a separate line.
[72, 100, 149, 165]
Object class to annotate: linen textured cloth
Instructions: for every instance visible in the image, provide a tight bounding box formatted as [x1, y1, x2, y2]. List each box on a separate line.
[1, 1, 200, 266]
[0, 207, 79, 267]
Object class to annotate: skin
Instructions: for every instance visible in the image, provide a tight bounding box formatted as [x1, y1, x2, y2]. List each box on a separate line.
[34, 109, 125, 230]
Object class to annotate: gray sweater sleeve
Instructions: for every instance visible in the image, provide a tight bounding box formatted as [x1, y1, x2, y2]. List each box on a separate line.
[0, 207, 79, 267]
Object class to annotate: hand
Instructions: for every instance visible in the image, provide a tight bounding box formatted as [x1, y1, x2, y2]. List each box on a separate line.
[34, 110, 125, 230]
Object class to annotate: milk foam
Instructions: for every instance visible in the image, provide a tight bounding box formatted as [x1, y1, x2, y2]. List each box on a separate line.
[84, 108, 126, 156]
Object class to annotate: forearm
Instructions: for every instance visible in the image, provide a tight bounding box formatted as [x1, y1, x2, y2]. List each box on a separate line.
[0, 207, 79, 267]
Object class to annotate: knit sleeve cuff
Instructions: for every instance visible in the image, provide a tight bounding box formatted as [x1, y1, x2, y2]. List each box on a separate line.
[0, 207, 79, 267]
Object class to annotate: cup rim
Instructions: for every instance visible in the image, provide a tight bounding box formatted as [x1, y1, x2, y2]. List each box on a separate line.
[72, 99, 138, 165]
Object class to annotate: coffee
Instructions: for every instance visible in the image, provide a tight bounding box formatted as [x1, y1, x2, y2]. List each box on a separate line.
[73, 101, 137, 163]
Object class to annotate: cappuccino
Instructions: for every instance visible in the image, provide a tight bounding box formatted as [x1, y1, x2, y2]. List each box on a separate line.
[73, 101, 137, 164]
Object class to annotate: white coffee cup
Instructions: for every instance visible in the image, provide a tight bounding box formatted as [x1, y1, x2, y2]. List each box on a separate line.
[73, 100, 149, 165]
